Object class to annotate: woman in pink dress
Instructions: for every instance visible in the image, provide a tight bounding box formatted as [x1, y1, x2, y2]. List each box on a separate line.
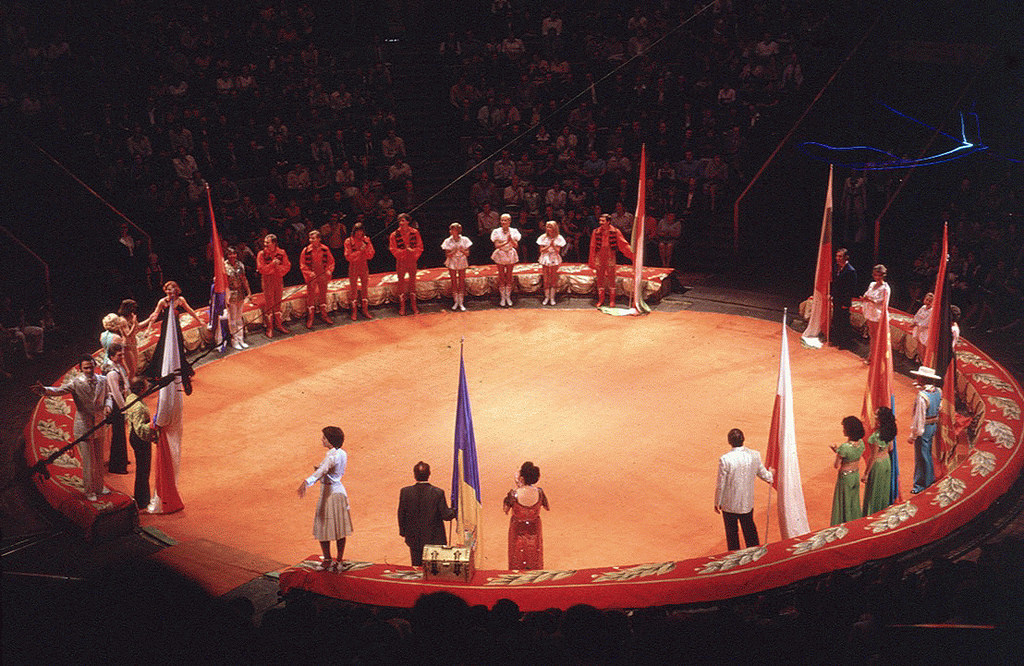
[503, 461, 550, 570]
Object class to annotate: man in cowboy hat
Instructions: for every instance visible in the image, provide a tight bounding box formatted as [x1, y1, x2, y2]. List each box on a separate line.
[909, 366, 942, 493]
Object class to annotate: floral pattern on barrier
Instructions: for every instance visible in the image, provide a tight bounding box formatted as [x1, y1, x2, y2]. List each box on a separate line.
[985, 395, 1021, 421]
[696, 545, 767, 573]
[788, 526, 848, 555]
[485, 570, 577, 586]
[867, 502, 917, 533]
[591, 562, 676, 582]
[984, 421, 1017, 449]
[932, 476, 967, 508]
[969, 450, 997, 477]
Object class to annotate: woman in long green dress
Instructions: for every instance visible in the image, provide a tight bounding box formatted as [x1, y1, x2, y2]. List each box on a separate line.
[862, 406, 896, 515]
[830, 416, 865, 525]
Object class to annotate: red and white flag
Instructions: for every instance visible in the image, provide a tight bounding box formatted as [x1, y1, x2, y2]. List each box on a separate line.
[802, 165, 833, 347]
[629, 145, 651, 315]
[150, 302, 185, 514]
[765, 311, 810, 538]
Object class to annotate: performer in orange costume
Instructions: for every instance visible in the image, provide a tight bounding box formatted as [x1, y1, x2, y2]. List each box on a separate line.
[344, 222, 376, 320]
[256, 233, 291, 337]
[299, 229, 335, 328]
[588, 213, 635, 307]
[389, 213, 423, 315]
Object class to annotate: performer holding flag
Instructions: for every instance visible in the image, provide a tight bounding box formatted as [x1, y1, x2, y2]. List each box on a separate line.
[860, 273, 900, 503]
[589, 214, 634, 309]
[143, 280, 196, 514]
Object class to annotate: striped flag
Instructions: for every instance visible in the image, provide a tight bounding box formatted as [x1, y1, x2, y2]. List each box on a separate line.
[629, 144, 651, 314]
[149, 301, 185, 514]
[861, 288, 900, 503]
[451, 342, 482, 562]
[206, 184, 230, 349]
[802, 165, 833, 347]
[764, 311, 809, 538]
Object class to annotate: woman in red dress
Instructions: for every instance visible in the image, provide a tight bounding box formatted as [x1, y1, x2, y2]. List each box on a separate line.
[503, 461, 550, 570]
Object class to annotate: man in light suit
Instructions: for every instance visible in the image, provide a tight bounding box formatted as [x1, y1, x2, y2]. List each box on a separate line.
[715, 428, 774, 551]
[398, 461, 456, 566]
[33, 355, 110, 500]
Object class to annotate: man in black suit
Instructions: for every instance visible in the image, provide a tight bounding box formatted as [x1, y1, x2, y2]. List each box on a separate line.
[397, 461, 457, 566]
[831, 247, 859, 349]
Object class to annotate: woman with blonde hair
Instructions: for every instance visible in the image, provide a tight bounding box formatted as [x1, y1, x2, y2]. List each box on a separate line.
[536, 220, 566, 305]
[491, 212, 521, 307]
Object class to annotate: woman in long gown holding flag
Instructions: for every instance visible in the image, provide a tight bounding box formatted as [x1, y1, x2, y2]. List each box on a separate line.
[141, 280, 205, 513]
[862, 406, 896, 515]
[503, 461, 549, 570]
[142, 281, 202, 392]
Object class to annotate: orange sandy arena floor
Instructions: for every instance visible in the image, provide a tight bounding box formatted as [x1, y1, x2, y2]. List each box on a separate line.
[102, 309, 917, 571]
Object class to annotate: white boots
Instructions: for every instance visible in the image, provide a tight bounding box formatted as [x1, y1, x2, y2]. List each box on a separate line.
[498, 286, 515, 307]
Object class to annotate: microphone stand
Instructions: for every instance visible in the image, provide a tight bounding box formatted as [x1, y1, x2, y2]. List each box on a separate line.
[6, 371, 180, 493]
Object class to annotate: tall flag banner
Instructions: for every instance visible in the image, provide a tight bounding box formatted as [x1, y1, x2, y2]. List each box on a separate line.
[861, 289, 900, 503]
[764, 310, 810, 538]
[206, 184, 230, 349]
[921, 223, 950, 371]
[927, 223, 956, 477]
[451, 341, 482, 563]
[150, 302, 185, 514]
[802, 165, 834, 348]
[629, 144, 651, 314]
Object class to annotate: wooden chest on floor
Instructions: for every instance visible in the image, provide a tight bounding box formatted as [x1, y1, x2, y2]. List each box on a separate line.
[422, 545, 474, 582]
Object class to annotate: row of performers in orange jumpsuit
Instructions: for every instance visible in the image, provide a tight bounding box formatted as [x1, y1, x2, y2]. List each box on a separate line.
[255, 213, 635, 333]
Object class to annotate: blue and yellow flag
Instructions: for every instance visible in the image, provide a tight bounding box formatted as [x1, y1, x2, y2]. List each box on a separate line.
[451, 342, 482, 561]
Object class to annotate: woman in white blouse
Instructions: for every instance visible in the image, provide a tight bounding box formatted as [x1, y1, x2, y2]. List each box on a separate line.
[862, 264, 891, 340]
[536, 220, 566, 305]
[297, 426, 352, 572]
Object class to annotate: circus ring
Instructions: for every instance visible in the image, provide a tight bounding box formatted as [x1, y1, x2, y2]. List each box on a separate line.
[23, 266, 1024, 612]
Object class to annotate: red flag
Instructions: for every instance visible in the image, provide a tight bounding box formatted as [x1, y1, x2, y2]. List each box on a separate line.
[206, 184, 230, 346]
[861, 287, 900, 502]
[629, 145, 650, 314]
[928, 223, 956, 476]
[861, 289, 894, 432]
[921, 223, 950, 370]
[208, 184, 228, 294]
[765, 312, 809, 538]
[149, 300, 186, 514]
[802, 165, 833, 346]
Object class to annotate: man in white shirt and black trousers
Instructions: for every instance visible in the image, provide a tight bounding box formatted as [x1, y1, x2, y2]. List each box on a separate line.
[715, 428, 774, 551]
